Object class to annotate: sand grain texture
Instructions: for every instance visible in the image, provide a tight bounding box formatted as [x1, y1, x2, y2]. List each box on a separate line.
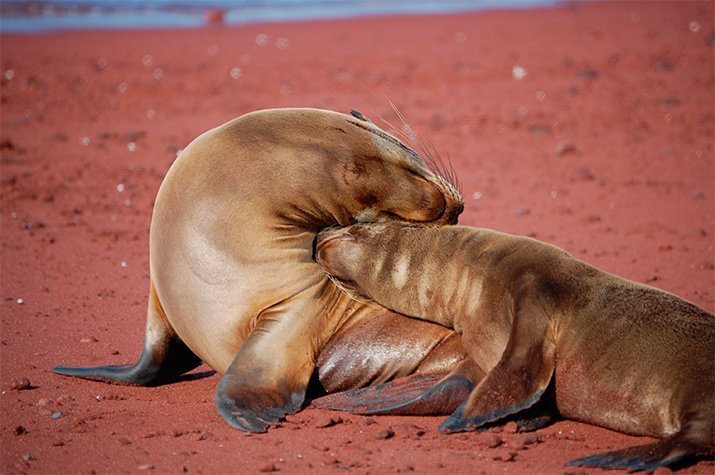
[1, 1, 714, 473]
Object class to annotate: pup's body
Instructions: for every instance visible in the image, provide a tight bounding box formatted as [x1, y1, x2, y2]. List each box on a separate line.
[316, 222, 714, 471]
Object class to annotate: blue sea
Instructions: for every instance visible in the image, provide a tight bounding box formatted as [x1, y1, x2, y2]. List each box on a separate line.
[0, 0, 555, 33]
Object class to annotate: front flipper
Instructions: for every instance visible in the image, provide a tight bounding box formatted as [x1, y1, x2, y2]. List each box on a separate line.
[566, 436, 694, 472]
[216, 371, 305, 432]
[313, 358, 483, 415]
[53, 282, 201, 386]
[440, 286, 556, 433]
[216, 281, 345, 432]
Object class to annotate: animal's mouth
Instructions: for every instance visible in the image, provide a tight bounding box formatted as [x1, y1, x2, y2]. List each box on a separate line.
[428, 175, 464, 225]
[313, 228, 355, 265]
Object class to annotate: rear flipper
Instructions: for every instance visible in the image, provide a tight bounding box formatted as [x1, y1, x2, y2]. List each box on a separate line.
[313, 358, 483, 416]
[53, 283, 202, 386]
[566, 436, 696, 472]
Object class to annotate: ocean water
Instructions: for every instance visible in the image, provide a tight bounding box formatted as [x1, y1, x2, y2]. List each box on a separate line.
[0, 0, 555, 33]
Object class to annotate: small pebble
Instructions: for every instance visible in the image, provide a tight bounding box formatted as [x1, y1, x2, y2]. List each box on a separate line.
[529, 124, 551, 136]
[491, 450, 517, 462]
[518, 432, 541, 445]
[374, 428, 394, 440]
[481, 432, 503, 448]
[56, 394, 72, 405]
[11, 378, 32, 390]
[315, 415, 342, 428]
[321, 456, 340, 465]
[37, 398, 52, 407]
[657, 59, 674, 71]
[392, 423, 425, 439]
[21, 454, 35, 461]
[576, 166, 595, 181]
[363, 418, 377, 426]
[137, 464, 155, 471]
[396, 464, 415, 472]
[51, 411, 64, 419]
[258, 463, 278, 472]
[510, 438, 527, 451]
[16, 298, 24, 305]
[576, 69, 599, 80]
[555, 141, 577, 156]
[197, 431, 214, 441]
[14, 425, 26, 436]
[512, 65, 527, 80]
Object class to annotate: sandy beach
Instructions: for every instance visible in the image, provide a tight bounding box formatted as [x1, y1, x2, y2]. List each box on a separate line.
[1, 1, 714, 473]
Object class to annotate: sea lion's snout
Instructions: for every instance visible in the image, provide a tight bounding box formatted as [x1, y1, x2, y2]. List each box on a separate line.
[315, 228, 361, 281]
[315, 229, 356, 257]
[383, 177, 447, 224]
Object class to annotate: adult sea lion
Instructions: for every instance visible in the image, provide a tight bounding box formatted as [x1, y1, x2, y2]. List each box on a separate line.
[53, 108, 469, 432]
[315, 222, 715, 471]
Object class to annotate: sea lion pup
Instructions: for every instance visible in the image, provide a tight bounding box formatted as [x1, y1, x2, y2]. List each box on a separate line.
[315, 222, 714, 471]
[53, 108, 468, 432]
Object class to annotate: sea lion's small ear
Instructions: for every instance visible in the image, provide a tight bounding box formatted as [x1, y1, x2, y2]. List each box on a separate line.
[350, 110, 371, 123]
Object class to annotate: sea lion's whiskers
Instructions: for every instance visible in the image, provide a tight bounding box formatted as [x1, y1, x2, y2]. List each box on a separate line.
[416, 135, 461, 194]
[375, 100, 460, 193]
[386, 97, 418, 141]
[371, 110, 414, 147]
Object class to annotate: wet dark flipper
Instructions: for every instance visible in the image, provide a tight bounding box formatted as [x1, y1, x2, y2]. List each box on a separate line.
[566, 436, 695, 472]
[313, 358, 482, 415]
[216, 283, 338, 432]
[216, 371, 305, 433]
[515, 381, 558, 432]
[312, 372, 464, 415]
[515, 412, 556, 433]
[53, 282, 201, 386]
[52, 336, 201, 386]
[440, 284, 556, 433]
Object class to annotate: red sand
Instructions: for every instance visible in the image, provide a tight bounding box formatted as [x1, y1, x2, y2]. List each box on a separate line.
[1, 1, 713, 473]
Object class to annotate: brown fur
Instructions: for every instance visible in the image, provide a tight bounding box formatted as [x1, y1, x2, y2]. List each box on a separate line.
[316, 222, 714, 471]
[54, 108, 468, 432]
